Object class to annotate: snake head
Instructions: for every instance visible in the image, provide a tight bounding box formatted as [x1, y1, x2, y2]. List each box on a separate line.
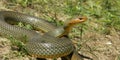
[60, 16, 87, 37]
[68, 16, 87, 24]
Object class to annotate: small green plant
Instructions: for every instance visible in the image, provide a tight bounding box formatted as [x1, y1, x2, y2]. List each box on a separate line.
[9, 0, 32, 7]
[8, 35, 26, 50]
[17, 22, 33, 30]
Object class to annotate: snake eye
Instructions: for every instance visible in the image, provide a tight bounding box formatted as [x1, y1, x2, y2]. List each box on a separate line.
[78, 17, 83, 20]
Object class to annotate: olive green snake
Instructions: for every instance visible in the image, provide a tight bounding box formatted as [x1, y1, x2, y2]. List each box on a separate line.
[0, 11, 87, 58]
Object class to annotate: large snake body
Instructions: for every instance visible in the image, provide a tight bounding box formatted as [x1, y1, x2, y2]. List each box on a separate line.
[0, 11, 74, 58]
[0, 11, 86, 58]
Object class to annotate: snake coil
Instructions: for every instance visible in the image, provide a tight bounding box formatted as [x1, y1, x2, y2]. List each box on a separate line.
[0, 11, 74, 58]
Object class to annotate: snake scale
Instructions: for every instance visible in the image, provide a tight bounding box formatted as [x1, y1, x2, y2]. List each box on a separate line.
[0, 11, 86, 58]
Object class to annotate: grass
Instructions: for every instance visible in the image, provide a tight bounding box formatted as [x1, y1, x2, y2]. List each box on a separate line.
[0, 0, 120, 60]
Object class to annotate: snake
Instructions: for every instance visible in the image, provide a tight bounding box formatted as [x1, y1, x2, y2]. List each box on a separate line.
[0, 11, 87, 58]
